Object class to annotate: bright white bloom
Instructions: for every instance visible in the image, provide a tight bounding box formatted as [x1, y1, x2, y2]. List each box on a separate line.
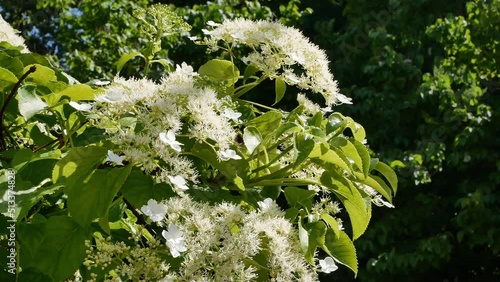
[257, 198, 275, 211]
[319, 257, 338, 273]
[141, 199, 168, 222]
[69, 101, 92, 112]
[106, 150, 124, 165]
[203, 18, 352, 106]
[222, 108, 242, 122]
[92, 79, 110, 86]
[219, 149, 242, 160]
[95, 77, 158, 104]
[162, 223, 187, 258]
[167, 175, 189, 191]
[159, 131, 183, 152]
[373, 195, 395, 208]
[0, 15, 29, 53]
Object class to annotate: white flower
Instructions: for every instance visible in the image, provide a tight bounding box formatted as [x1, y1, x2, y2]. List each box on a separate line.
[167, 175, 189, 191]
[257, 198, 275, 211]
[159, 131, 183, 152]
[162, 224, 187, 258]
[69, 101, 92, 112]
[373, 195, 395, 208]
[222, 108, 242, 122]
[106, 150, 124, 165]
[319, 257, 338, 273]
[0, 15, 29, 53]
[219, 149, 242, 160]
[92, 79, 110, 86]
[140, 199, 168, 222]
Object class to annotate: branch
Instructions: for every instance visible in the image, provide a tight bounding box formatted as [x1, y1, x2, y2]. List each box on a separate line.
[0, 65, 37, 150]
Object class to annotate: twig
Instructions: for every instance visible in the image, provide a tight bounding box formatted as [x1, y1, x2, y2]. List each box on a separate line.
[0, 65, 37, 150]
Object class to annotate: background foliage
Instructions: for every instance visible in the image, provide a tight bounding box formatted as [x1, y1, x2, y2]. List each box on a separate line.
[1, 0, 499, 281]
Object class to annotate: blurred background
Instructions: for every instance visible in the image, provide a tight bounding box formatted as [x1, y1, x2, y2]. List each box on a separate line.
[1, 0, 498, 280]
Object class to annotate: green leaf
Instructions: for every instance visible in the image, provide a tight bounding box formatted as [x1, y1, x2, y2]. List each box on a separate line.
[326, 112, 347, 136]
[243, 126, 262, 154]
[293, 133, 315, 168]
[245, 111, 283, 138]
[116, 51, 144, 74]
[364, 175, 392, 202]
[18, 216, 89, 282]
[67, 166, 132, 227]
[345, 117, 366, 142]
[52, 146, 108, 189]
[285, 207, 300, 221]
[243, 64, 259, 80]
[18, 85, 48, 120]
[306, 221, 327, 253]
[0, 66, 19, 85]
[352, 139, 371, 178]
[198, 59, 240, 86]
[298, 218, 311, 263]
[43, 84, 96, 106]
[274, 77, 286, 104]
[309, 143, 352, 173]
[374, 161, 398, 195]
[321, 213, 341, 239]
[320, 171, 370, 239]
[0, 52, 23, 77]
[323, 229, 358, 276]
[284, 186, 315, 210]
[121, 170, 175, 208]
[330, 137, 363, 176]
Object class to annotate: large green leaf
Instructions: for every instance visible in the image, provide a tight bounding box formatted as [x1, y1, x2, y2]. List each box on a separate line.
[52, 146, 108, 190]
[309, 143, 352, 173]
[320, 171, 370, 239]
[42, 84, 96, 106]
[17, 85, 48, 120]
[67, 166, 132, 227]
[293, 133, 315, 168]
[245, 111, 283, 139]
[330, 137, 363, 176]
[243, 126, 262, 154]
[116, 51, 144, 74]
[0, 52, 23, 77]
[198, 59, 240, 86]
[322, 229, 358, 276]
[121, 170, 175, 208]
[284, 186, 315, 210]
[274, 77, 286, 104]
[18, 216, 89, 282]
[374, 161, 398, 195]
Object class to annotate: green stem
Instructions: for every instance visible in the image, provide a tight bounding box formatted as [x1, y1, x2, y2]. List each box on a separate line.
[248, 178, 320, 187]
[233, 75, 268, 98]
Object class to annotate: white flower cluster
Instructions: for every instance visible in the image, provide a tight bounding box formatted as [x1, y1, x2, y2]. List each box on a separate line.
[141, 197, 318, 281]
[90, 63, 241, 184]
[0, 15, 29, 53]
[203, 19, 352, 106]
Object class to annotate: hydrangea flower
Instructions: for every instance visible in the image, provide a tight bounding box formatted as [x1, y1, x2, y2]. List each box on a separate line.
[162, 223, 187, 258]
[141, 199, 168, 222]
[167, 175, 189, 190]
[319, 257, 338, 273]
[222, 108, 242, 122]
[106, 150, 124, 165]
[159, 131, 183, 152]
[69, 101, 93, 112]
[219, 149, 242, 160]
